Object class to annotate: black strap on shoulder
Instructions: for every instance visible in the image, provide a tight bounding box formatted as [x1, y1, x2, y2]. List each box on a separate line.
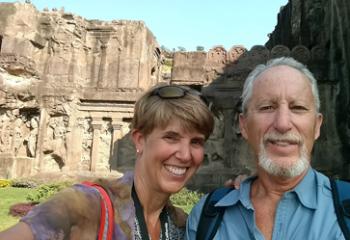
[330, 178, 350, 240]
[196, 187, 234, 240]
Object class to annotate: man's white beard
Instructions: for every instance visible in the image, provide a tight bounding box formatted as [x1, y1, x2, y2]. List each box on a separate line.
[258, 132, 310, 178]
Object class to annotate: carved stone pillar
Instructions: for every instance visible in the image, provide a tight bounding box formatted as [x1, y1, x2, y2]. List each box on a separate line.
[67, 117, 84, 171]
[223, 108, 235, 168]
[33, 108, 49, 174]
[90, 118, 102, 172]
[61, 115, 74, 172]
[110, 120, 123, 170]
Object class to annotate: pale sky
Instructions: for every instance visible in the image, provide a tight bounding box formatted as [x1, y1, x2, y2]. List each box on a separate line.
[5, 0, 288, 51]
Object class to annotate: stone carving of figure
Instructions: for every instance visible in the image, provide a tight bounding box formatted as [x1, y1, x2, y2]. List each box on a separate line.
[26, 116, 39, 157]
[228, 45, 247, 63]
[204, 115, 225, 167]
[80, 118, 92, 170]
[0, 109, 26, 155]
[208, 46, 227, 64]
[12, 118, 24, 156]
[0, 112, 11, 153]
[43, 116, 68, 169]
[97, 120, 112, 171]
[52, 117, 68, 165]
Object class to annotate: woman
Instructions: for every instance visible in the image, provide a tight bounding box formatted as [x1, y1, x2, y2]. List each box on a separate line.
[0, 84, 214, 240]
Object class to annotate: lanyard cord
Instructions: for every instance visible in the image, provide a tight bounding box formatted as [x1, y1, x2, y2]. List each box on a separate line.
[132, 184, 169, 240]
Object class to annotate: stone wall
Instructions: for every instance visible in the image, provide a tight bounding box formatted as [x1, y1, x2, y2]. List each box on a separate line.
[0, 2, 163, 178]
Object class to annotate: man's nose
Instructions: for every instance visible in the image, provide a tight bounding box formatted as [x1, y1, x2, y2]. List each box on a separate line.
[273, 106, 292, 133]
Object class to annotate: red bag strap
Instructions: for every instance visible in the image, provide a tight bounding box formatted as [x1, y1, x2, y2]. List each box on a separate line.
[82, 181, 115, 240]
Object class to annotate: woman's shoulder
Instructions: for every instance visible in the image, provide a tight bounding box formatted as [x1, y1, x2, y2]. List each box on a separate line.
[91, 172, 133, 200]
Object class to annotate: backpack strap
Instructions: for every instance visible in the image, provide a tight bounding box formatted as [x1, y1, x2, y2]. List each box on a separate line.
[82, 181, 115, 240]
[196, 187, 234, 240]
[330, 178, 350, 240]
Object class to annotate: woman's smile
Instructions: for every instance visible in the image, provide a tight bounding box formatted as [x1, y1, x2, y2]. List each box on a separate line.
[164, 164, 188, 176]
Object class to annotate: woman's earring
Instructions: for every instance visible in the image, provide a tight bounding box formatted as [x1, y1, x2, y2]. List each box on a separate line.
[136, 149, 140, 153]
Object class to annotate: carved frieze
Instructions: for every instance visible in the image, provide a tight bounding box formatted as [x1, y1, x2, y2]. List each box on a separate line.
[291, 45, 311, 64]
[270, 44, 290, 58]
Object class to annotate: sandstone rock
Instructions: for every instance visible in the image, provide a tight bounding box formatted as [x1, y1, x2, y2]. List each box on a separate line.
[0, 2, 162, 178]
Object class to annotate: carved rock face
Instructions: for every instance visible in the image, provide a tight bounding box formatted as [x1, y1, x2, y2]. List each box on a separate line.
[0, 2, 161, 178]
[265, 0, 350, 178]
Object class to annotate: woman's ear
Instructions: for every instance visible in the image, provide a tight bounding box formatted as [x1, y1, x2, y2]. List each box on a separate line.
[131, 129, 144, 154]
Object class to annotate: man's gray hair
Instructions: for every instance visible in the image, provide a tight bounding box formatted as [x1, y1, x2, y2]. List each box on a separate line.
[241, 57, 320, 114]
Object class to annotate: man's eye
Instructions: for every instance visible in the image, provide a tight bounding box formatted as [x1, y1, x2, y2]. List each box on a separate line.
[291, 105, 308, 112]
[259, 105, 273, 111]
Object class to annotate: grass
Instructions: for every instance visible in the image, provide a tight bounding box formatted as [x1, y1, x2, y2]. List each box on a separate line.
[0, 187, 37, 231]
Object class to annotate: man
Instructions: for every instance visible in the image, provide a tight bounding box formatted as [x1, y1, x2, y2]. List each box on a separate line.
[186, 57, 345, 239]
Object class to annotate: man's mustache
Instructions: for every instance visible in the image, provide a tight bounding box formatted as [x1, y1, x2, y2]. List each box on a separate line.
[263, 131, 303, 145]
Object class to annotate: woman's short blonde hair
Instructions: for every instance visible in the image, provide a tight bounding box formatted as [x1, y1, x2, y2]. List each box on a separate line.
[131, 84, 214, 139]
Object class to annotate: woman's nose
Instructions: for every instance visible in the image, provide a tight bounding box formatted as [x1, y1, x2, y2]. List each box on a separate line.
[175, 143, 191, 162]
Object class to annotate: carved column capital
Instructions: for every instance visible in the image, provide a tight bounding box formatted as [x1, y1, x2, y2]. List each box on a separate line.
[91, 117, 104, 130]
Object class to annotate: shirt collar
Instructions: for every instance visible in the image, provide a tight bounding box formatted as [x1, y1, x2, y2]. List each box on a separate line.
[292, 167, 318, 210]
[215, 175, 256, 210]
[215, 168, 318, 210]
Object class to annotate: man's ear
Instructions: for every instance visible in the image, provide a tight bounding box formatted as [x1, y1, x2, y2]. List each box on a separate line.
[131, 129, 145, 153]
[239, 113, 248, 140]
[314, 113, 323, 140]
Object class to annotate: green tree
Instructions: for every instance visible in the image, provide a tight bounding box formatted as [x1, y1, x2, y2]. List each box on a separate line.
[196, 46, 205, 51]
[160, 45, 170, 53]
[177, 46, 186, 52]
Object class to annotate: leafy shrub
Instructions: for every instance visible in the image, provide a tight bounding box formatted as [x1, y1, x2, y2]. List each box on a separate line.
[170, 188, 204, 214]
[163, 58, 173, 67]
[26, 182, 72, 202]
[11, 179, 38, 188]
[0, 179, 12, 188]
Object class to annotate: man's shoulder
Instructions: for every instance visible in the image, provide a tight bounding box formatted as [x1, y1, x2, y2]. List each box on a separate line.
[305, 169, 333, 200]
[190, 187, 240, 215]
[312, 168, 331, 188]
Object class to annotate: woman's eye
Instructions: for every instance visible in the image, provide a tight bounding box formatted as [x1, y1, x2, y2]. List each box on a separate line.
[191, 138, 204, 147]
[163, 133, 179, 142]
[164, 135, 175, 140]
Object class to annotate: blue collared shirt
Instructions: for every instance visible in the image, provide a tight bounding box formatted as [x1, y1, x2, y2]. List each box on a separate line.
[186, 168, 345, 239]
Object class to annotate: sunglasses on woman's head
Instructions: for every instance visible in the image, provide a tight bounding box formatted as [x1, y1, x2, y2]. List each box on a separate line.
[150, 85, 209, 106]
